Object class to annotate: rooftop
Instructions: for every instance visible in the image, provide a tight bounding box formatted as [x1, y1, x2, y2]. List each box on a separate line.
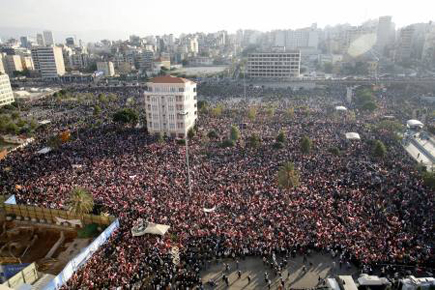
[149, 75, 193, 84]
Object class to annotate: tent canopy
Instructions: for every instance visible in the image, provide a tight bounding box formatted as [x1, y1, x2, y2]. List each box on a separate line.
[144, 223, 170, 236]
[357, 274, 391, 286]
[132, 219, 170, 236]
[407, 119, 423, 129]
[335, 106, 347, 111]
[345, 132, 361, 140]
[38, 120, 51, 125]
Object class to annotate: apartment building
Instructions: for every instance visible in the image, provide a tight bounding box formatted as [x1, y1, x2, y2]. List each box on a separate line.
[0, 74, 15, 107]
[247, 51, 301, 78]
[144, 75, 197, 137]
[31, 46, 65, 79]
[97, 61, 115, 77]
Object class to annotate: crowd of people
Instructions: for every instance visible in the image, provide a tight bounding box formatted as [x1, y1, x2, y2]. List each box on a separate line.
[0, 82, 433, 289]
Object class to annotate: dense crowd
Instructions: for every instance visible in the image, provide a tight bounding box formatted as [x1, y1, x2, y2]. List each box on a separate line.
[0, 82, 434, 289]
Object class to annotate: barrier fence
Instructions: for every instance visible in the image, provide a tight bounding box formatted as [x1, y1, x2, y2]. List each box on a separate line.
[43, 218, 119, 290]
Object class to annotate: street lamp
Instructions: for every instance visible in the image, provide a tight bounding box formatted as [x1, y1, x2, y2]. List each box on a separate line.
[177, 112, 192, 196]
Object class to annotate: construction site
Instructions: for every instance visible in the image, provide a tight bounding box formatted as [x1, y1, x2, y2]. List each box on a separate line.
[0, 199, 117, 290]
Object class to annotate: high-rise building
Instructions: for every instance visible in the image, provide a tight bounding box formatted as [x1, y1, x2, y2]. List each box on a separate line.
[20, 36, 30, 48]
[396, 26, 415, 62]
[138, 50, 154, 70]
[36, 33, 45, 46]
[144, 75, 198, 137]
[31, 46, 65, 79]
[97, 61, 115, 77]
[43, 30, 55, 46]
[0, 54, 5, 74]
[376, 16, 394, 54]
[0, 73, 15, 107]
[247, 51, 301, 78]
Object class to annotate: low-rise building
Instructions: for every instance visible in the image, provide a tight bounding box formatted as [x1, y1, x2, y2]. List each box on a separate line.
[144, 75, 197, 137]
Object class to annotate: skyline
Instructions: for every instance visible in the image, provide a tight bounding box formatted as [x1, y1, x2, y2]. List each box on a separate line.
[0, 0, 434, 42]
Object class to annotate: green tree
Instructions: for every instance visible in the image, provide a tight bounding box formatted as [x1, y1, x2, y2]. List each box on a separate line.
[211, 105, 223, 117]
[287, 107, 295, 118]
[10, 112, 20, 120]
[68, 187, 94, 218]
[156, 132, 164, 143]
[373, 140, 386, 158]
[247, 107, 257, 121]
[220, 139, 235, 148]
[328, 147, 340, 156]
[230, 125, 240, 141]
[248, 133, 261, 148]
[98, 94, 108, 104]
[197, 100, 208, 111]
[187, 127, 195, 139]
[422, 172, 435, 190]
[5, 122, 19, 135]
[277, 162, 300, 190]
[300, 136, 312, 154]
[93, 105, 102, 116]
[276, 131, 285, 143]
[266, 106, 275, 118]
[207, 130, 218, 139]
[113, 108, 139, 126]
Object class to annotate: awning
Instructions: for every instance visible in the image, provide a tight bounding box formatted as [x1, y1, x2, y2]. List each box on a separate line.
[345, 132, 361, 140]
[335, 106, 347, 111]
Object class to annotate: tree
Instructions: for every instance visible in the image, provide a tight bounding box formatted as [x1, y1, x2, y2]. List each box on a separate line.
[5, 122, 19, 135]
[287, 107, 295, 118]
[373, 140, 386, 158]
[248, 133, 261, 148]
[113, 108, 139, 126]
[220, 139, 235, 148]
[187, 127, 195, 139]
[247, 107, 257, 121]
[93, 105, 102, 116]
[328, 147, 340, 156]
[276, 131, 285, 143]
[156, 132, 164, 143]
[266, 106, 275, 118]
[11, 112, 20, 120]
[300, 136, 312, 154]
[422, 172, 435, 190]
[277, 162, 300, 191]
[207, 130, 218, 139]
[68, 187, 94, 218]
[230, 125, 240, 141]
[211, 105, 223, 117]
[197, 100, 208, 112]
[98, 94, 108, 104]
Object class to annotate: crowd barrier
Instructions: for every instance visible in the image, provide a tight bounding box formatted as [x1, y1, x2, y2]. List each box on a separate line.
[42, 218, 119, 290]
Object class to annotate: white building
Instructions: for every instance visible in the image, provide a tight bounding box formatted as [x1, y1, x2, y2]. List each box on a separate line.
[144, 75, 197, 137]
[97, 61, 115, 77]
[43, 30, 55, 46]
[247, 51, 301, 78]
[0, 74, 15, 107]
[31, 46, 66, 80]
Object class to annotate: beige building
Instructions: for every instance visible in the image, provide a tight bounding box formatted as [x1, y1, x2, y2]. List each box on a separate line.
[0, 54, 5, 74]
[5, 55, 23, 75]
[144, 75, 197, 137]
[22, 56, 34, 71]
[0, 74, 15, 107]
[247, 51, 301, 78]
[31, 46, 65, 79]
[97, 61, 115, 77]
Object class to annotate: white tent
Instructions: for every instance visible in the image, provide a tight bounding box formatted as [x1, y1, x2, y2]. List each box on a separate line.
[37, 147, 52, 154]
[144, 223, 170, 236]
[407, 119, 423, 129]
[132, 220, 170, 237]
[335, 106, 347, 111]
[345, 132, 361, 140]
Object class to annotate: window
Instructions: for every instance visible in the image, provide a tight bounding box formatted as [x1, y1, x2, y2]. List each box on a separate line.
[147, 96, 150, 101]
[169, 114, 175, 121]
[178, 88, 184, 92]
[152, 105, 157, 110]
[168, 105, 174, 111]
[169, 123, 175, 129]
[177, 122, 184, 128]
[176, 95, 183, 102]
[147, 105, 151, 110]
[154, 123, 159, 129]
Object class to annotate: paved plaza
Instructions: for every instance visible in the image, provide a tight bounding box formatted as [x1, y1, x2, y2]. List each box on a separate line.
[201, 253, 359, 289]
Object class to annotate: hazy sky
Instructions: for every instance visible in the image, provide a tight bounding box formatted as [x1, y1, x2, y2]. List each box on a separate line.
[1, 0, 434, 38]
